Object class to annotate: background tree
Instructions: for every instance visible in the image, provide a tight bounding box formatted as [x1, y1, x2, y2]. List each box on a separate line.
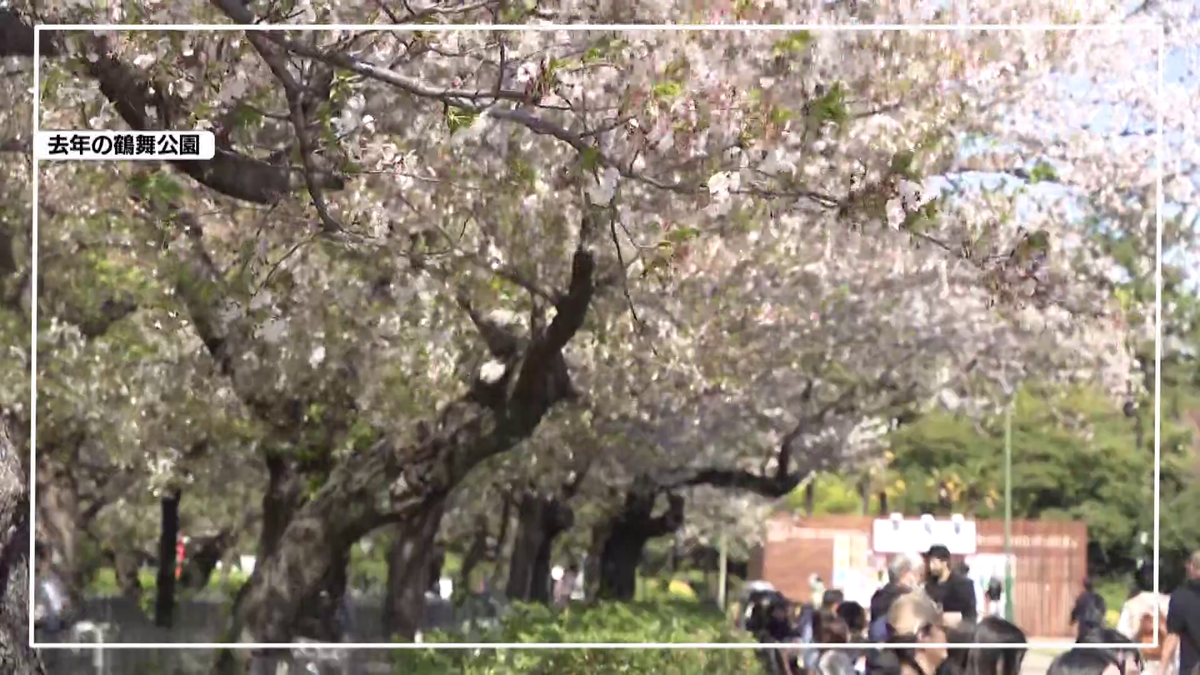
[0, 4, 1192, 673]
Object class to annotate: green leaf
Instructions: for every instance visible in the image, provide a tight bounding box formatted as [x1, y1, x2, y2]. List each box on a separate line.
[811, 82, 849, 128]
[663, 58, 688, 79]
[231, 105, 263, 129]
[772, 31, 814, 57]
[129, 171, 184, 207]
[1028, 160, 1058, 183]
[889, 150, 917, 178]
[652, 81, 684, 100]
[665, 227, 701, 244]
[768, 106, 795, 126]
[445, 105, 479, 134]
[578, 147, 603, 173]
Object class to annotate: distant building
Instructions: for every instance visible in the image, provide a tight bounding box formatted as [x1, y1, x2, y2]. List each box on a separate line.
[748, 513, 1087, 637]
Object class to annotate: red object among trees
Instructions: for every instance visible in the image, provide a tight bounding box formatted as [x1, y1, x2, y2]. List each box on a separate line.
[175, 536, 186, 580]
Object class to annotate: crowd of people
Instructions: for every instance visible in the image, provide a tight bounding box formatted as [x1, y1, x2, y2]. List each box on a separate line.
[743, 547, 1200, 675]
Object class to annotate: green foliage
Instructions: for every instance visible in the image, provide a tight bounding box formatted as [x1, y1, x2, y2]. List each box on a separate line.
[902, 196, 944, 234]
[128, 171, 185, 209]
[349, 535, 392, 593]
[1028, 160, 1058, 183]
[663, 227, 702, 245]
[784, 474, 865, 516]
[885, 382, 1196, 575]
[1093, 577, 1129, 617]
[583, 36, 628, 64]
[578, 146, 603, 173]
[394, 601, 763, 674]
[810, 83, 849, 128]
[889, 150, 919, 179]
[640, 577, 702, 603]
[86, 565, 250, 598]
[653, 81, 684, 101]
[445, 106, 479, 134]
[1161, 484, 1200, 560]
[772, 31, 814, 57]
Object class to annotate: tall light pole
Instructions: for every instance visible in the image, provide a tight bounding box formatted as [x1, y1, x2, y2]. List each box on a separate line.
[1004, 395, 1015, 622]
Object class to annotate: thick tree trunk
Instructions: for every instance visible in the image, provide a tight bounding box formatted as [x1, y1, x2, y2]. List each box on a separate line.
[597, 479, 686, 601]
[487, 496, 515, 594]
[584, 521, 609, 601]
[180, 531, 230, 591]
[259, 453, 303, 561]
[154, 487, 182, 627]
[35, 468, 83, 610]
[456, 515, 490, 594]
[505, 491, 574, 603]
[112, 546, 144, 607]
[208, 243, 596, 674]
[0, 417, 45, 673]
[505, 495, 544, 601]
[529, 532, 556, 605]
[383, 499, 446, 640]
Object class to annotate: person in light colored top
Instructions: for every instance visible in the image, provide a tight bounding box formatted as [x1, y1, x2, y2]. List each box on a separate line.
[1120, 590, 1171, 639]
[1118, 573, 1171, 675]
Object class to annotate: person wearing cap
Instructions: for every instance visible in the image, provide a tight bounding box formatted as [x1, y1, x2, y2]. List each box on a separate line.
[923, 545, 977, 629]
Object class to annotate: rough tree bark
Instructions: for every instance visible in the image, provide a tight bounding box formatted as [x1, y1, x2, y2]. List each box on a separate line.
[382, 499, 446, 639]
[208, 239, 598, 674]
[0, 7, 603, 666]
[154, 487, 182, 628]
[487, 495, 516, 594]
[597, 477, 686, 601]
[35, 464, 83, 610]
[505, 490, 575, 603]
[111, 546, 145, 608]
[0, 416, 45, 674]
[455, 513, 493, 594]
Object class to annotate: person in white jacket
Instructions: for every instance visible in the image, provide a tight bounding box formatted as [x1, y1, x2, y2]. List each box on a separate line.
[1117, 574, 1171, 675]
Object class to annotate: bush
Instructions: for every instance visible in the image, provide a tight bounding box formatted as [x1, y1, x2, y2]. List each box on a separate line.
[86, 565, 250, 593]
[393, 600, 765, 674]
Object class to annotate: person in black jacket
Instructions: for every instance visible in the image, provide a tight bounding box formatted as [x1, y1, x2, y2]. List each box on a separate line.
[1069, 578, 1108, 640]
[865, 555, 924, 675]
[871, 554, 923, 638]
[924, 545, 977, 628]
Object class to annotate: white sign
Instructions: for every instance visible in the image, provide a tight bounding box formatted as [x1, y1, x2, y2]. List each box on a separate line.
[872, 518, 978, 555]
[35, 130, 216, 161]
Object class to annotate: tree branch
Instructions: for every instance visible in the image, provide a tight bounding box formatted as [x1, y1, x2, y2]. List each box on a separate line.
[0, 138, 30, 154]
[57, 296, 139, 339]
[0, 9, 58, 58]
[253, 29, 843, 208]
[236, 27, 347, 232]
[80, 42, 345, 205]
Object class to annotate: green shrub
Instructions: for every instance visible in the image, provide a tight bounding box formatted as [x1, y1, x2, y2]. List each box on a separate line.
[393, 600, 765, 674]
[85, 565, 250, 600]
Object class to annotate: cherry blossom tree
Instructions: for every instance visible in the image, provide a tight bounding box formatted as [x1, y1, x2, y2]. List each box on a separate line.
[0, 12, 42, 669]
[0, 3, 1189, 672]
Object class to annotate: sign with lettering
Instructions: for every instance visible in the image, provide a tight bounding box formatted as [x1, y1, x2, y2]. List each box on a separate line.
[976, 533, 1081, 550]
[872, 518, 978, 555]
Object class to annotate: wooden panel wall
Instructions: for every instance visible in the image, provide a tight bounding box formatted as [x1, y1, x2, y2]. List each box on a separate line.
[755, 514, 1087, 638]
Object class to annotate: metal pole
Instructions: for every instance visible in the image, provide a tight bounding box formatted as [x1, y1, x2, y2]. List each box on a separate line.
[1004, 396, 1015, 623]
[718, 529, 728, 611]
